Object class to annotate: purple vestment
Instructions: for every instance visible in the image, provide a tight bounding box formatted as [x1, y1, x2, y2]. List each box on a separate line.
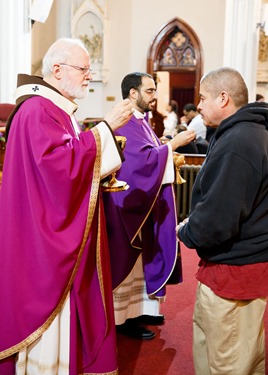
[103, 114, 181, 298]
[0, 75, 118, 374]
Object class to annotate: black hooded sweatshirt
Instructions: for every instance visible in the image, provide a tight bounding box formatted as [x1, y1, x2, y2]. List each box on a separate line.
[178, 102, 268, 265]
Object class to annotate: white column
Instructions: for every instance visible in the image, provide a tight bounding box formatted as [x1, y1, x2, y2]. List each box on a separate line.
[223, 0, 262, 101]
[0, 0, 32, 103]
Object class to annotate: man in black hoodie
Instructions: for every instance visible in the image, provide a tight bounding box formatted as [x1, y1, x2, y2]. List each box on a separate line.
[177, 67, 268, 375]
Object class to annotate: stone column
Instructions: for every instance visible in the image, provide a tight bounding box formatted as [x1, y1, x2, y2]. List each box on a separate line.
[223, 0, 262, 101]
[0, 0, 31, 103]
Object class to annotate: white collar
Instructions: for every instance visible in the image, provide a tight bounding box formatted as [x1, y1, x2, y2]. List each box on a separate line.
[133, 109, 146, 119]
[14, 83, 78, 115]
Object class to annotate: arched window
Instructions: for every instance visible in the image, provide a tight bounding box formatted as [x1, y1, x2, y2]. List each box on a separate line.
[147, 17, 203, 116]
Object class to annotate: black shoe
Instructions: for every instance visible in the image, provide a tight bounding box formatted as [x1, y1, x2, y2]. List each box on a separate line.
[116, 320, 156, 340]
[137, 314, 165, 325]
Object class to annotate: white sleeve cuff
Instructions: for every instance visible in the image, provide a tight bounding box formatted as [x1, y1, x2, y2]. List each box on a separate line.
[95, 122, 122, 179]
[162, 143, 175, 184]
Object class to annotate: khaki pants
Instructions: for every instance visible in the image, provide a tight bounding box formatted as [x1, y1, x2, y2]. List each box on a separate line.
[193, 282, 267, 375]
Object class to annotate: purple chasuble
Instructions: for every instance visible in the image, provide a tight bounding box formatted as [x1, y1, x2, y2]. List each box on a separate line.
[103, 114, 182, 297]
[0, 76, 118, 374]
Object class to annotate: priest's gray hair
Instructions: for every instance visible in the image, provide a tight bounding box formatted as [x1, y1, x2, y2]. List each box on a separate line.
[42, 38, 88, 77]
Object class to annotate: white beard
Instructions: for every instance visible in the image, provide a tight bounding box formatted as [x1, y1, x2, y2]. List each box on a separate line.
[60, 76, 89, 99]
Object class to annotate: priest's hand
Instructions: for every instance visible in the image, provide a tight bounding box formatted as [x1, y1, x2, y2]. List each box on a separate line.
[170, 130, 196, 151]
[104, 99, 134, 131]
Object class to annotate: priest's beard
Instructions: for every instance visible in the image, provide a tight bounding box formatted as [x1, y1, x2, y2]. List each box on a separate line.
[61, 76, 89, 99]
[136, 96, 155, 113]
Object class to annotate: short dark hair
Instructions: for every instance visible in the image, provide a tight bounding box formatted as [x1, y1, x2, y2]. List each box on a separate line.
[256, 94, 264, 101]
[170, 100, 179, 114]
[121, 72, 153, 99]
[183, 103, 197, 112]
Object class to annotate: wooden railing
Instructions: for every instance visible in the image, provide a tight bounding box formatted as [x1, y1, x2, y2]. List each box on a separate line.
[183, 153, 206, 166]
[175, 153, 205, 221]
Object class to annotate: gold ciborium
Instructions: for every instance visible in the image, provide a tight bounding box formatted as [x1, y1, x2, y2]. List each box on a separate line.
[173, 153, 186, 184]
[101, 136, 130, 192]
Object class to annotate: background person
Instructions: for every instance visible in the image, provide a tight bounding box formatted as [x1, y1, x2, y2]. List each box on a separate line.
[177, 67, 268, 375]
[0, 37, 133, 375]
[103, 72, 195, 340]
[162, 99, 179, 138]
[180, 103, 207, 140]
[180, 103, 208, 153]
[175, 124, 198, 154]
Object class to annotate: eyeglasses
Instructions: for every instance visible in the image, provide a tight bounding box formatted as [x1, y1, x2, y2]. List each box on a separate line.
[59, 63, 93, 75]
[137, 88, 157, 95]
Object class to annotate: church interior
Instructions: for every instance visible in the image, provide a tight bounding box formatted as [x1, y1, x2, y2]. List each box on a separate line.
[1, 1, 268, 373]
[1, 0, 268, 178]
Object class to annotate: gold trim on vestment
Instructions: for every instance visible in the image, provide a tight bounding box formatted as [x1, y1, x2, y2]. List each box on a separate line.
[92, 127, 108, 335]
[16, 356, 69, 372]
[130, 176, 163, 250]
[128, 147, 178, 295]
[114, 281, 145, 310]
[79, 369, 118, 375]
[147, 181, 179, 296]
[0, 123, 102, 359]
